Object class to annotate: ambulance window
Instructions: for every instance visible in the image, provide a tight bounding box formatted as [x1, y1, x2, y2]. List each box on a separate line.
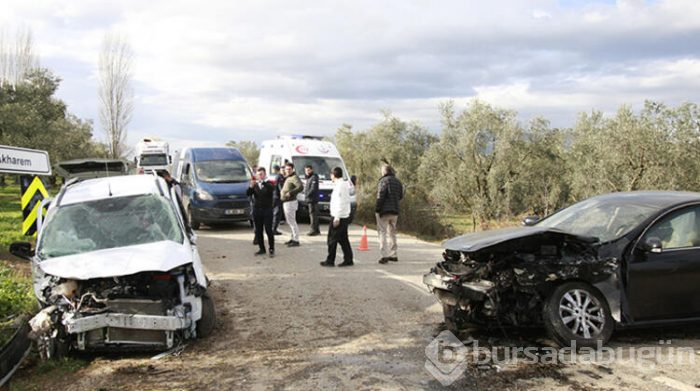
[271, 155, 282, 172]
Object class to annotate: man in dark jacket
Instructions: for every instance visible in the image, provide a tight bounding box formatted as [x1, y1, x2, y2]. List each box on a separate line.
[270, 165, 284, 235]
[375, 164, 403, 264]
[304, 165, 321, 236]
[247, 167, 275, 258]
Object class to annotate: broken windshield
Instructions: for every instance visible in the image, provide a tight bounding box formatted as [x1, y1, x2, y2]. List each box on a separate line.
[537, 198, 658, 242]
[37, 194, 184, 259]
[195, 160, 250, 183]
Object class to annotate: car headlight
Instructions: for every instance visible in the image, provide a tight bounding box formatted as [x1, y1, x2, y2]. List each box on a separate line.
[195, 190, 214, 201]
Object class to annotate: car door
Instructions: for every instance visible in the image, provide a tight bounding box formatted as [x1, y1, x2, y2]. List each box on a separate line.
[627, 205, 700, 321]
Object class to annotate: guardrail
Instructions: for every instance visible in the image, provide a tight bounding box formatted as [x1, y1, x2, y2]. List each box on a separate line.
[0, 318, 31, 387]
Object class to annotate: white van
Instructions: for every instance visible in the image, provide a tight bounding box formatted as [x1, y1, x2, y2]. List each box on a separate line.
[258, 135, 356, 218]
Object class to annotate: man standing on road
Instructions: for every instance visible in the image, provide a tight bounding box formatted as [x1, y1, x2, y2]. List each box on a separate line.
[247, 167, 275, 258]
[157, 169, 192, 234]
[376, 163, 403, 264]
[281, 162, 303, 247]
[320, 167, 353, 267]
[304, 164, 321, 236]
[270, 164, 284, 235]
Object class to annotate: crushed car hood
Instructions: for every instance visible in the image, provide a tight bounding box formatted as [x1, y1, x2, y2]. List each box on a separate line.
[38, 240, 194, 280]
[443, 226, 597, 253]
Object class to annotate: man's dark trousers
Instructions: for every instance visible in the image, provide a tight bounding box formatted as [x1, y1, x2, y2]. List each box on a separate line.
[272, 199, 282, 231]
[308, 202, 320, 233]
[325, 217, 352, 264]
[254, 207, 274, 252]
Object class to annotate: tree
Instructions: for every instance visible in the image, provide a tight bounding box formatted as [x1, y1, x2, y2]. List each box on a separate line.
[420, 100, 527, 229]
[512, 118, 568, 216]
[566, 104, 671, 201]
[0, 68, 106, 170]
[225, 140, 259, 165]
[98, 33, 133, 159]
[336, 114, 446, 238]
[0, 27, 38, 87]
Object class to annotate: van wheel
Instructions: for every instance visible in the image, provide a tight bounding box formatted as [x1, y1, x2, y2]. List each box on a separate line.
[188, 207, 200, 230]
[197, 294, 215, 338]
[543, 282, 613, 348]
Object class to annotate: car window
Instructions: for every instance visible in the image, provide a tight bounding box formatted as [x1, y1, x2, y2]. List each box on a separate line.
[537, 198, 658, 242]
[643, 206, 700, 250]
[194, 160, 250, 183]
[37, 194, 184, 259]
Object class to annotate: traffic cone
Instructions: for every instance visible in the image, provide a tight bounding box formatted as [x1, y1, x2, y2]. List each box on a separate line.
[358, 225, 369, 251]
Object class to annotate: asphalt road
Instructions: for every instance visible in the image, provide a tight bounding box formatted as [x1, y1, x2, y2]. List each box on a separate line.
[13, 221, 700, 390]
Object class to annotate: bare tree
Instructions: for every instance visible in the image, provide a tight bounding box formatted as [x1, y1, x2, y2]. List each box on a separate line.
[0, 27, 39, 86]
[98, 33, 134, 158]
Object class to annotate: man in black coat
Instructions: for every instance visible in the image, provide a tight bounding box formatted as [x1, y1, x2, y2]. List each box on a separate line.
[376, 164, 403, 264]
[247, 167, 276, 258]
[304, 165, 321, 235]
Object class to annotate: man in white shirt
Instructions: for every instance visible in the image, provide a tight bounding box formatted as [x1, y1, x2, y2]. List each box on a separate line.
[320, 167, 354, 267]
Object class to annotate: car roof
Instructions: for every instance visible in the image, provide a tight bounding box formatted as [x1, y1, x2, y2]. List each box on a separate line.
[589, 191, 700, 209]
[57, 174, 167, 206]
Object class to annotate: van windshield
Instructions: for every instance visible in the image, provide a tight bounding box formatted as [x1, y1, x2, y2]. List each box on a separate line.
[140, 154, 168, 166]
[37, 194, 184, 260]
[195, 160, 251, 183]
[292, 157, 345, 180]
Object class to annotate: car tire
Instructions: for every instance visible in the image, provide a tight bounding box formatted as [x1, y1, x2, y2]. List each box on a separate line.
[188, 206, 200, 230]
[442, 303, 459, 332]
[543, 281, 613, 348]
[197, 294, 215, 338]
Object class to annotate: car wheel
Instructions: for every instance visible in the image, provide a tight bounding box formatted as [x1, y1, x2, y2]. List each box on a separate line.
[197, 294, 215, 338]
[543, 281, 613, 348]
[442, 303, 459, 332]
[188, 206, 200, 230]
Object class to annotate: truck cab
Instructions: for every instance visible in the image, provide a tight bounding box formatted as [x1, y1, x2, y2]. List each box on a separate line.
[135, 137, 171, 174]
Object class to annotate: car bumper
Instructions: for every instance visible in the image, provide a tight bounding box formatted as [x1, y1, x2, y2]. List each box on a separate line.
[64, 313, 190, 334]
[423, 272, 495, 305]
[192, 206, 251, 223]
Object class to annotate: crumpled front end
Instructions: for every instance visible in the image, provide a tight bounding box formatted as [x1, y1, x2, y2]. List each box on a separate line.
[28, 265, 204, 355]
[424, 230, 619, 329]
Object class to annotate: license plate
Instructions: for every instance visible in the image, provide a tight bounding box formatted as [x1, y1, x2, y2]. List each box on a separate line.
[225, 209, 245, 215]
[320, 204, 329, 211]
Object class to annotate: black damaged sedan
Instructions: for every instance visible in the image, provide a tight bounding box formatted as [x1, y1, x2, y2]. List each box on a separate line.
[424, 191, 700, 347]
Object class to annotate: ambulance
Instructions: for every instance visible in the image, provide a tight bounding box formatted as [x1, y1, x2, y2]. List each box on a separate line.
[257, 135, 356, 218]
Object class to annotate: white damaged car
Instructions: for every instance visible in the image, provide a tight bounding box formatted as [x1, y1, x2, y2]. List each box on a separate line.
[11, 174, 214, 357]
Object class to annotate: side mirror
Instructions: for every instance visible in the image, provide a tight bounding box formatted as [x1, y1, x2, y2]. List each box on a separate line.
[522, 215, 540, 226]
[9, 242, 33, 260]
[350, 175, 357, 186]
[640, 236, 663, 253]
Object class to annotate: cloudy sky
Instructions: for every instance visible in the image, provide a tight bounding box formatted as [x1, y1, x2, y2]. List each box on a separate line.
[2, 0, 699, 152]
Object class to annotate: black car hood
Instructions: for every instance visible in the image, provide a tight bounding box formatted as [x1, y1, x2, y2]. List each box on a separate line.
[442, 226, 598, 253]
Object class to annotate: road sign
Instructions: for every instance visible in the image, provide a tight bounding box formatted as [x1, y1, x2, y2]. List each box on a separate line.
[0, 145, 51, 176]
[20, 176, 49, 236]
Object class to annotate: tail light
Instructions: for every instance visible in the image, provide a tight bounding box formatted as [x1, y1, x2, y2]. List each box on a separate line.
[152, 273, 171, 281]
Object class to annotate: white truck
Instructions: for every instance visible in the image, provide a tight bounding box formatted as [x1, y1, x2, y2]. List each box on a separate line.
[258, 135, 356, 218]
[135, 138, 171, 174]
